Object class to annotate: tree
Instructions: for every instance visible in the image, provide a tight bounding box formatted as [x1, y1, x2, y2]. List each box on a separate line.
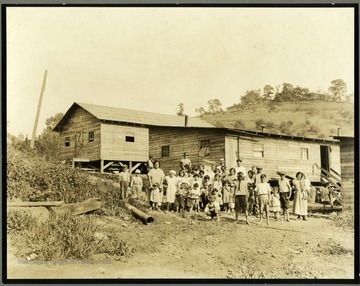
[207, 99, 223, 114]
[195, 107, 206, 116]
[273, 83, 294, 102]
[328, 79, 347, 102]
[36, 112, 64, 161]
[176, 102, 185, 116]
[262, 85, 275, 101]
[240, 89, 261, 111]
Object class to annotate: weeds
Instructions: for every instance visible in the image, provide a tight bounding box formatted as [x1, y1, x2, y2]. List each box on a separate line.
[330, 213, 354, 231]
[7, 210, 37, 235]
[9, 212, 134, 262]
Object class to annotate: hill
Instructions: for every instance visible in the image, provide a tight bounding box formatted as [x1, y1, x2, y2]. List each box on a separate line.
[199, 101, 354, 139]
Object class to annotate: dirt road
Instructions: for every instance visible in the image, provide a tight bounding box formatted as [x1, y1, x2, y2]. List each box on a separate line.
[7, 211, 354, 279]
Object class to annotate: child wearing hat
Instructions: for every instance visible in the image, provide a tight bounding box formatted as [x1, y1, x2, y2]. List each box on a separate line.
[277, 171, 292, 221]
[130, 169, 143, 199]
[204, 194, 220, 221]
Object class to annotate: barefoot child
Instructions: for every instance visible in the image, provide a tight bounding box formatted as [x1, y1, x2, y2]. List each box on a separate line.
[175, 182, 188, 215]
[271, 186, 281, 220]
[234, 172, 250, 225]
[130, 169, 143, 199]
[204, 194, 220, 221]
[256, 174, 271, 225]
[277, 171, 292, 221]
[222, 180, 231, 212]
[149, 183, 162, 211]
[228, 182, 236, 213]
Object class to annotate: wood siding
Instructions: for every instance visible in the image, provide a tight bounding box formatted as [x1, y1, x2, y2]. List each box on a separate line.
[100, 123, 149, 162]
[149, 127, 226, 173]
[338, 138, 354, 213]
[225, 135, 341, 182]
[58, 107, 101, 161]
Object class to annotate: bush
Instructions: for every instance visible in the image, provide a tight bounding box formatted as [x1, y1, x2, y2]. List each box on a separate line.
[233, 119, 246, 129]
[7, 210, 37, 235]
[308, 125, 320, 134]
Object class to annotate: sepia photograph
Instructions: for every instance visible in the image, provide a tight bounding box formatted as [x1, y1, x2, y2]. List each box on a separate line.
[4, 3, 356, 281]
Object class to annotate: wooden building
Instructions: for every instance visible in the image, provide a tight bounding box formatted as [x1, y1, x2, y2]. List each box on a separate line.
[333, 136, 355, 213]
[53, 102, 214, 173]
[149, 126, 341, 184]
[54, 102, 341, 184]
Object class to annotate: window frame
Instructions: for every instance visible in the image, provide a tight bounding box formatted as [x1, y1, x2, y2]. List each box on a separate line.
[301, 147, 309, 160]
[161, 145, 170, 157]
[64, 136, 70, 147]
[88, 131, 95, 142]
[125, 136, 135, 143]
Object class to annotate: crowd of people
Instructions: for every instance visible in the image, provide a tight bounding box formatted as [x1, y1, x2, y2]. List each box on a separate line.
[119, 153, 313, 224]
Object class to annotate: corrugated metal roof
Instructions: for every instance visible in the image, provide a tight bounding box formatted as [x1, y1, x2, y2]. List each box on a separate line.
[55, 102, 215, 129]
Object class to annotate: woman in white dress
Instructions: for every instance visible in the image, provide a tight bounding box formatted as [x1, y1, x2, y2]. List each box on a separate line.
[164, 170, 179, 213]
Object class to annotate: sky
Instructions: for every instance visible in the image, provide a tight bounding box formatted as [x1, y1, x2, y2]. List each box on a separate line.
[6, 7, 354, 137]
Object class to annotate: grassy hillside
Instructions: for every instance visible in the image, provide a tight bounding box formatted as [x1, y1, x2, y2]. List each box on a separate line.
[200, 101, 354, 139]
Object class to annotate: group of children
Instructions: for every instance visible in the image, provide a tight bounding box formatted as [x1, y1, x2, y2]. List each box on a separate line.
[144, 161, 289, 224]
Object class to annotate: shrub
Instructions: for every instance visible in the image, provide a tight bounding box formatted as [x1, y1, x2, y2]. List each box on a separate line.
[7, 210, 37, 235]
[308, 125, 320, 134]
[233, 119, 246, 129]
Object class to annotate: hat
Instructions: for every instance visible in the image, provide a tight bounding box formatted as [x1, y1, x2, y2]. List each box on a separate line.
[220, 158, 225, 162]
[193, 172, 199, 177]
[169, 170, 176, 175]
[276, 171, 286, 176]
[236, 159, 243, 163]
[207, 195, 216, 202]
[256, 166, 263, 170]
[135, 169, 141, 174]
[193, 183, 199, 188]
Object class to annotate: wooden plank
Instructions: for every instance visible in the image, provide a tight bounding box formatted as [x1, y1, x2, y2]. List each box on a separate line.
[56, 198, 102, 215]
[8, 201, 64, 207]
[131, 162, 141, 172]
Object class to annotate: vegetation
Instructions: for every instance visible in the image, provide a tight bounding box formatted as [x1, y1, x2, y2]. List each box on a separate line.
[7, 211, 133, 261]
[192, 79, 353, 138]
[201, 101, 353, 139]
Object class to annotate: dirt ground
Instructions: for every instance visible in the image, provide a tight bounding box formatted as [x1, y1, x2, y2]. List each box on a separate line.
[7, 207, 354, 280]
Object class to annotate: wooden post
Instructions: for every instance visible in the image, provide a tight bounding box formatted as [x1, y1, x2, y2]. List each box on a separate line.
[30, 70, 48, 149]
[100, 160, 104, 173]
[129, 161, 133, 174]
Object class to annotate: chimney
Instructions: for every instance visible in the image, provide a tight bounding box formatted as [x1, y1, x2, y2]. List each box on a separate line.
[184, 115, 189, 127]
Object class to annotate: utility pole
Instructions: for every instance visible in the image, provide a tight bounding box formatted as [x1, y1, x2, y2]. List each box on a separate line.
[30, 70, 47, 149]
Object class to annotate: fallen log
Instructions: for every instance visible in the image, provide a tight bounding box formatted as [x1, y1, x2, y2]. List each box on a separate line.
[125, 203, 154, 225]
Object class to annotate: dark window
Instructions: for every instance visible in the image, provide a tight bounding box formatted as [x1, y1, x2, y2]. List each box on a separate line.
[125, 136, 135, 142]
[200, 139, 210, 147]
[65, 137, 70, 147]
[161, 145, 170, 157]
[88, 131, 94, 142]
